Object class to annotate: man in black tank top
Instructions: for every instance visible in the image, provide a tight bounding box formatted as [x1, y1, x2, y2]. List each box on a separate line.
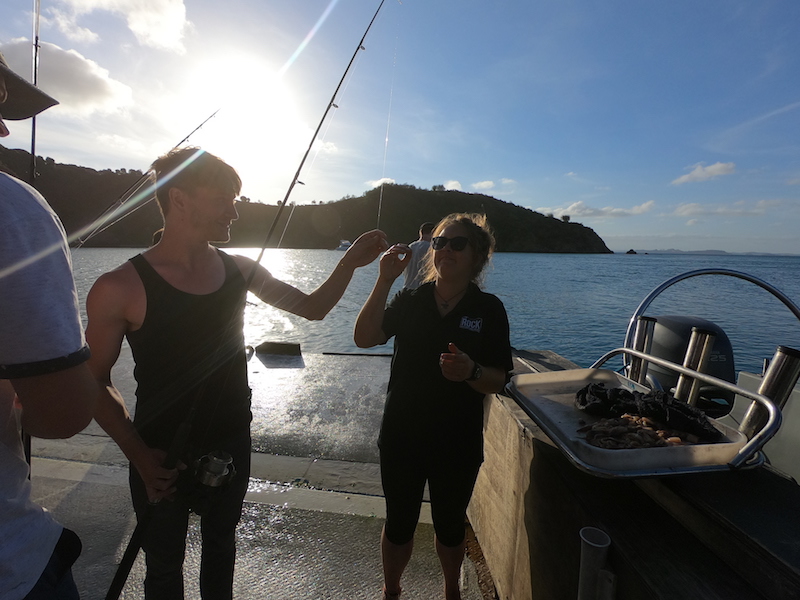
[85, 147, 388, 599]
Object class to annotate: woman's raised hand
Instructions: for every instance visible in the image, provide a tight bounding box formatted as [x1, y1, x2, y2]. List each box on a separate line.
[341, 230, 390, 269]
[379, 244, 412, 282]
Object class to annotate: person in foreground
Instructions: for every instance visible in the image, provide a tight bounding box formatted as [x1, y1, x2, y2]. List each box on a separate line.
[354, 213, 513, 600]
[1, 50, 98, 599]
[402, 221, 433, 290]
[85, 146, 388, 599]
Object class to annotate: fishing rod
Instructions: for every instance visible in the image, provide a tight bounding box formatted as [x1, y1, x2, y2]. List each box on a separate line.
[28, 0, 41, 186]
[22, 0, 42, 469]
[248, 0, 387, 274]
[103, 3, 389, 597]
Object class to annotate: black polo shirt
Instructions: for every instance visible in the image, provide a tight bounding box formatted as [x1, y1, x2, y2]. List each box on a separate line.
[380, 282, 513, 462]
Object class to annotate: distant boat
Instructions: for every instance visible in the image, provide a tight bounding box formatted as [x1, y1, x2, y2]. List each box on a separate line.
[334, 240, 351, 251]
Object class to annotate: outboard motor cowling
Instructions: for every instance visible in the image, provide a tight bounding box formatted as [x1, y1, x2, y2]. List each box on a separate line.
[647, 315, 735, 418]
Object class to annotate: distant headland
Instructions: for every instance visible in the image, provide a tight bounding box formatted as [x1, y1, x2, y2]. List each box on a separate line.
[1, 144, 611, 253]
[620, 248, 798, 257]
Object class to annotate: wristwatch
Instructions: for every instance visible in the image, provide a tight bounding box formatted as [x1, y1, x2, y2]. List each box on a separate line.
[466, 362, 482, 381]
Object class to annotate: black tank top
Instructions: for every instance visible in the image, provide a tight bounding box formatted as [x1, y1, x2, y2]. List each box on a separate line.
[126, 249, 251, 451]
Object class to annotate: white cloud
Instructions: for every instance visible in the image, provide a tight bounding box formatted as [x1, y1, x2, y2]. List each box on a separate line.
[311, 139, 338, 155]
[788, 178, 800, 185]
[471, 180, 494, 190]
[671, 202, 763, 218]
[671, 162, 736, 185]
[500, 178, 516, 186]
[55, 0, 190, 53]
[43, 9, 99, 43]
[444, 180, 461, 191]
[365, 177, 395, 188]
[0, 40, 132, 115]
[755, 198, 786, 210]
[536, 200, 656, 219]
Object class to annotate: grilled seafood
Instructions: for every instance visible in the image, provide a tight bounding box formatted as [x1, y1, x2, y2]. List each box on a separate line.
[578, 413, 698, 449]
[575, 382, 723, 443]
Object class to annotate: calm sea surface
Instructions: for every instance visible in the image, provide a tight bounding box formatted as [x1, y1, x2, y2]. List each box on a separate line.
[70, 248, 800, 376]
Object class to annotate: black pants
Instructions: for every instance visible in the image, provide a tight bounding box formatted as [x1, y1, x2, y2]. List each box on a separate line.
[129, 435, 251, 600]
[380, 445, 482, 547]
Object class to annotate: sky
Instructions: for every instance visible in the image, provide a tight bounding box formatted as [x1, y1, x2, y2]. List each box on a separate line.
[1, 0, 799, 254]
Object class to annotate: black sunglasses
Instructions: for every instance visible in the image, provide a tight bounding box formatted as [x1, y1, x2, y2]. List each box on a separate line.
[431, 236, 469, 251]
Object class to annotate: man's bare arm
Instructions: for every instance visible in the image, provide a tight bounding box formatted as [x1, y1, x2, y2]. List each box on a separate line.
[86, 268, 178, 501]
[234, 229, 388, 320]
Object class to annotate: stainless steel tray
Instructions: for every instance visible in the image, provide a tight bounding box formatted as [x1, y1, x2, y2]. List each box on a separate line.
[506, 366, 765, 478]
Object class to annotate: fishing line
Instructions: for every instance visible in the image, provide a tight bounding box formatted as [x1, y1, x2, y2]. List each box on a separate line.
[376, 32, 399, 231]
[277, 201, 297, 248]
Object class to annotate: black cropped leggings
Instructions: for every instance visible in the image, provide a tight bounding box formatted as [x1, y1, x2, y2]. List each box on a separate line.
[380, 446, 482, 548]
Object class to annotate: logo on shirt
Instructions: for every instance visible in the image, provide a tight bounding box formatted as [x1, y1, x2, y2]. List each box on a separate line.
[460, 316, 483, 333]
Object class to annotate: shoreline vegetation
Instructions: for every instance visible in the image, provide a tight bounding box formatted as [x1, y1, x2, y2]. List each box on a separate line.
[1, 144, 610, 253]
[6, 145, 794, 256]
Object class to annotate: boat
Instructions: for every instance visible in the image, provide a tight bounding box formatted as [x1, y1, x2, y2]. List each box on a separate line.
[468, 268, 800, 600]
[334, 240, 351, 251]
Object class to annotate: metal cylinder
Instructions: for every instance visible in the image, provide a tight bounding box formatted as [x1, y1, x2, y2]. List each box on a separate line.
[628, 316, 656, 385]
[206, 450, 233, 474]
[196, 450, 233, 487]
[673, 328, 716, 405]
[740, 346, 800, 439]
[577, 527, 611, 600]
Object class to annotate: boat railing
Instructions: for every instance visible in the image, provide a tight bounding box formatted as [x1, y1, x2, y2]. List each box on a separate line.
[622, 268, 800, 375]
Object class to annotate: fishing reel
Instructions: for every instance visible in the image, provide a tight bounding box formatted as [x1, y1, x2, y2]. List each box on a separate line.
[177, 450, 237, 515]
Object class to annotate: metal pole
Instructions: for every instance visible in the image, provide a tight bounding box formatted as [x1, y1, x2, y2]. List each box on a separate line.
[740, 346, 800, 440]
[673, 328, 716, 405]
[628, 316, 656, 385]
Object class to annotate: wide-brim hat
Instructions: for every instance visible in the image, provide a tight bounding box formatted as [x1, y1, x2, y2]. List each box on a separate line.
[0, 50, 58, 120]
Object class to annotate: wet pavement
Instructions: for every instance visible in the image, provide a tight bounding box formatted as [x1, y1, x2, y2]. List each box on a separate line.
[29, 349, 488, 599]
[32, 459, 475, 599]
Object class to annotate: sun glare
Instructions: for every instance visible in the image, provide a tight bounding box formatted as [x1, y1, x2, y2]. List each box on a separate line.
[174, 54, 312, 204]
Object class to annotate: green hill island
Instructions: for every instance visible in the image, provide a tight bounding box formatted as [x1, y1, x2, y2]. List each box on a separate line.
[1, 144, 611, 253]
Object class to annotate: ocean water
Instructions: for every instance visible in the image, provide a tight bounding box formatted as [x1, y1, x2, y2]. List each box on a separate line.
[71, 248, 800, 376]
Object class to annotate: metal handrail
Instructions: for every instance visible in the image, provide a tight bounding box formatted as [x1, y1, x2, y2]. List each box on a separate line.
[591, 347, 782, 468]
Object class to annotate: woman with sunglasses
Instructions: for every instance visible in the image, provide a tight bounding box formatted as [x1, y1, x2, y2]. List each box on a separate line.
[355, 213, 513, 600]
